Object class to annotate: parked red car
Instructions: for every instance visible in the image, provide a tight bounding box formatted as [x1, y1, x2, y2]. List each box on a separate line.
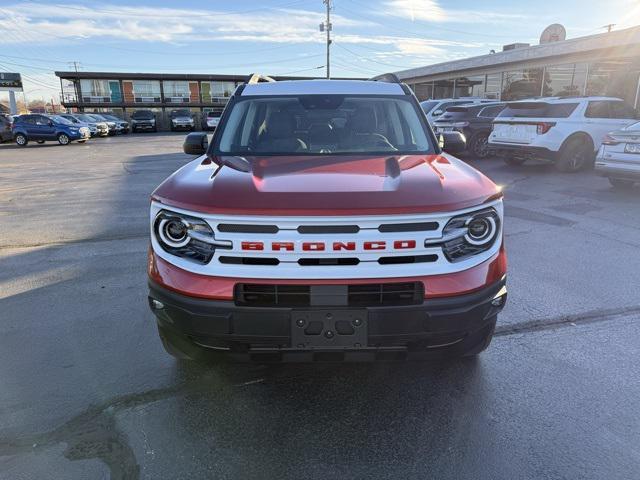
[148, 74, 507, 362]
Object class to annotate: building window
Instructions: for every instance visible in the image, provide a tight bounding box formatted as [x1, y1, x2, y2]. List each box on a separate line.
[163, 81, 191, 103]
[123, 80, 162, 103]
[543, 63, 587, 97]
[586, 60, 640, 107]
[410, 82, 433, 101]
[485, 73, 502, 99]
[201, 81, 237, 103]
[455, 75, 485, 97]
[79, 79, 121, 103]
[433, 79, 454, 99]
[501, 68, 543, 101]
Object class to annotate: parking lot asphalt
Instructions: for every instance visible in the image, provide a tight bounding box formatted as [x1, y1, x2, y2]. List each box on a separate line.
[1, 134, 639, 479]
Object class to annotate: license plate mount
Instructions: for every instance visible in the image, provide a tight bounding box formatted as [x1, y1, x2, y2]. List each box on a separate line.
[291, 309, 368, 349]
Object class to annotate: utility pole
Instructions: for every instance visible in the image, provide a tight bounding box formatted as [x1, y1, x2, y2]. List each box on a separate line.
[602, 23, 615, 33]
[68, 61, 81, 72]
[321, 0, 332, 79]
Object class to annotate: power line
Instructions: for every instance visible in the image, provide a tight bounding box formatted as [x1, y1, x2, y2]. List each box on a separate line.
[275, 65, 325, 76]
[333, 42, 413, 69]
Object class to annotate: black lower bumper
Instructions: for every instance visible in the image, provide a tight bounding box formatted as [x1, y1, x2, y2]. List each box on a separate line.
[493, 144, 558, 162]
[148, 278, 507, 360]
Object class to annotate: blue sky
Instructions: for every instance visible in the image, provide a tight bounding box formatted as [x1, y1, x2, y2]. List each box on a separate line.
[0, 0, 639, 102]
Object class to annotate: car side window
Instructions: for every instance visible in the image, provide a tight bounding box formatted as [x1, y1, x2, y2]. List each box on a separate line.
[34, 116, 50, 126]
[478, 105, 505, 118]
[609, 101, 637, 119]
[22, 116, 36, 125]
[585, 101, 610, 119]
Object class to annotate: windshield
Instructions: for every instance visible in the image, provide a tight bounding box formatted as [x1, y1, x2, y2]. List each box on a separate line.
[420, 100, 439, 114]
[77, 114, 95, 122]
[171, 110, 191, 117]
[102, 114, 119, 121]
[132, 111, 154, 119]
[625, 121, 640, 131]
[50, 115, 73, 125]
[216, 95, 433, 156]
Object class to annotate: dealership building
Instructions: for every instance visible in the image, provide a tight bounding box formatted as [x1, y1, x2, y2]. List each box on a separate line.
[395, 25, 640, 108]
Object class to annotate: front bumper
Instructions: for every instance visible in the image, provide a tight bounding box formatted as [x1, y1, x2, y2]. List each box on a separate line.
[148, 276, 507, 361]
[133, 123, 155, 130]
[172, 123, 194, 130]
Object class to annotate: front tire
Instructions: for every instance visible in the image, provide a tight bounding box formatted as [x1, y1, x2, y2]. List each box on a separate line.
[609, 177, 635, 189]
[15, 133, 28, 146]
[57, 133, 70, 145]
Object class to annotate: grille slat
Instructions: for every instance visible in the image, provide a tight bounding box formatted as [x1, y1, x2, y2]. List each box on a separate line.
[297, 225, 360, 234]
[217, 224, 279, 234]
[378, 222, 439, 233]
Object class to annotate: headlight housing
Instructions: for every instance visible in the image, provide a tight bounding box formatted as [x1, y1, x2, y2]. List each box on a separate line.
[153, 210, 231, 264]
[428, 208, 500, 262]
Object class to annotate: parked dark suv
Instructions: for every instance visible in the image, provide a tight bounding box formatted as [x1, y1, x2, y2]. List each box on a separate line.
[130, 110, 157, 133]
[433, 103, 506, 158]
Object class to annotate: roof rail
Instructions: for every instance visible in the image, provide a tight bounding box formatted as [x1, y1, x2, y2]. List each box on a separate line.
[246, 73, 276, 84]
[369, 73, 401, 84]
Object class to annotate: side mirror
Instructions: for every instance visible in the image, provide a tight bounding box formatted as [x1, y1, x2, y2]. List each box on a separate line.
[432, 109, 443, 117]
[439, 131, 466, 155]
[183, 132, 208, 155]
[48, 120, 54, 126]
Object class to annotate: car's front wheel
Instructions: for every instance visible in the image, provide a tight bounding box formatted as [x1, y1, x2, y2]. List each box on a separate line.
[57, 133, 70, 145]
[609, 177, 635, 189]
[15, 133, 28, 146]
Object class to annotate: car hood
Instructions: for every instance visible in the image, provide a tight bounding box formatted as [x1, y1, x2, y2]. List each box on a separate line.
[152, 154, 500, 216]
[171, 116, 193, 121]
[132, 118, 154, 122]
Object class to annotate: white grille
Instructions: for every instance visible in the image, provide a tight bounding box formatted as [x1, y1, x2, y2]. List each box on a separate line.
[150, 200, 503, 280]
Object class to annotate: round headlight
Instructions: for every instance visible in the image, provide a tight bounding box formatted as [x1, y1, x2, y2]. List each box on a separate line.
[465, 215, 496, 246]
[158, 218, 190, 247]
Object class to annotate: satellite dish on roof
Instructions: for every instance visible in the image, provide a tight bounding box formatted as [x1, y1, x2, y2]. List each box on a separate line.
[540, 24, 566, 44]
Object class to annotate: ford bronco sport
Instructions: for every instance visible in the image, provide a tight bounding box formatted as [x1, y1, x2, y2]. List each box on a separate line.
[148, 74, 507, 362]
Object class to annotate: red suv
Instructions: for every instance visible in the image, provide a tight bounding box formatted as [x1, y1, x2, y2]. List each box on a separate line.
[147, 74, 507, 362]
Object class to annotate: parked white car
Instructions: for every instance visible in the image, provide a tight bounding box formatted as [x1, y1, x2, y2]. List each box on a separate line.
[489, 97, 639, 172]
[595, 120, 640, 188]
[420, 98, 492, 126]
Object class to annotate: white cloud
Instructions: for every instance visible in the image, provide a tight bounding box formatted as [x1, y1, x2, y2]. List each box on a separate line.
[381, 0, 526, 24]
[382, 0, 446, 22]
